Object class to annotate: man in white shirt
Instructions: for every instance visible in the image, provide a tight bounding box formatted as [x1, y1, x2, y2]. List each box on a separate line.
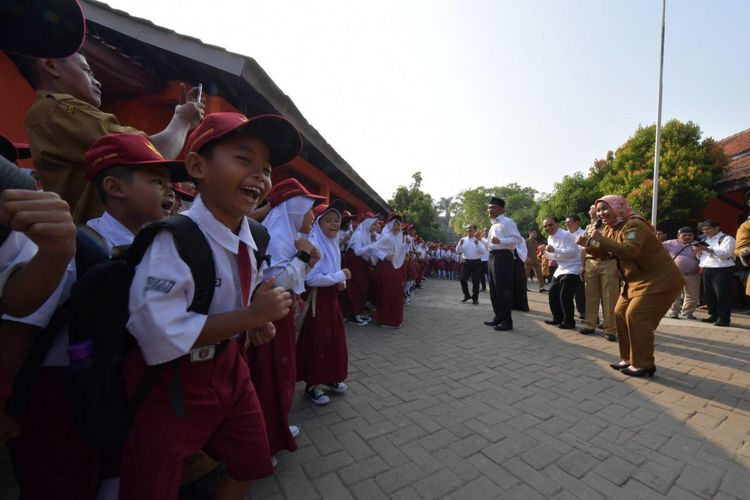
[484, 197, 524, 331]
[456, 224, 487, 304]
[565, 214, 586, 319]
[542, 216, 582, 329]
[695, 219, 736, 326]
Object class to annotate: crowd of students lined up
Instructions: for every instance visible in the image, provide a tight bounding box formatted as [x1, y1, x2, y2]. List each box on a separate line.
[0, 3, 435, 499]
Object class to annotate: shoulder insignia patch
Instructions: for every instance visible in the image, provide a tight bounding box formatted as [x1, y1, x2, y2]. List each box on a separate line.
[625, 231, 637, 240]
[145, 276, 176, 294]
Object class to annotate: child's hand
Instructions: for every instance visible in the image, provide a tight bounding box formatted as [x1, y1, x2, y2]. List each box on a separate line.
[248, 278, 292, 324]
[0, 190, 76, 257]
[337, 282, 346, 291]
[342, 268, 352, 280]
[248, 322, 276, 346]
[294, 238, 314, 254]
[308, 247, 321, 267]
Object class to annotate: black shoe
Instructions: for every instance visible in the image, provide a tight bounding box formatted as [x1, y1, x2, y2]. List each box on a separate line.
[461, 297, 470, 303]
[579, 328, 595, 335]
[544, 320, 560, 325]
[578, 313, 585, 320]
[701, 317, 718, 323]
[609, 362, 630, 370]
[472, 300, 479, 305]
[484, 320, 499, 326]
[713, 320, 730, 327]
[558, 323, 575, 330]
[539, 288, 547, 293]
[603, 333, 617, 342]
[622, 366, 656, 378]
[494, 323, 513, 331]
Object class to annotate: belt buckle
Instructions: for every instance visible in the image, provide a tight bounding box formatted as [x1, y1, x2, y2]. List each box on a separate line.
[189, 346, 216, 362]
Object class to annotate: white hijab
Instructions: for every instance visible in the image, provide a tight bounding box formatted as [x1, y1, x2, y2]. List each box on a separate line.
[305, 207, 343, 284]
[347, 216, 378, 250]
[262, 195, 315, 293]
[370, 219, 406, 269]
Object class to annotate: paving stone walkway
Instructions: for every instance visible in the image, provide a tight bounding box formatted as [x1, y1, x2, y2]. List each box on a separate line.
[2, 278, 749, 499]
[252, 278, 750, 499]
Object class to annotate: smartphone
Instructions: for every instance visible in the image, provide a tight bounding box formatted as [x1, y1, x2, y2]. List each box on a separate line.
[196, 83, 203, 103]
[692, 240, 709, 247]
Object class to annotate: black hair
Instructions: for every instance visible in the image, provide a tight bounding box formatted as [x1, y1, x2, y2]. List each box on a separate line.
[94, 164, 135, 203]
[8, 49, 87, 89]
[543, 216, 558, 223]
[565, 214, 580, 223]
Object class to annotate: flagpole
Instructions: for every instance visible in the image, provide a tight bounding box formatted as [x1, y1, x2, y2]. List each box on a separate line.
[651, 0, 666, 227]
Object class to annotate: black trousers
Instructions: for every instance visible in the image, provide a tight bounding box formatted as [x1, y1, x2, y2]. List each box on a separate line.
[488, 250, 514, 326]
[574, 277, 585, 315]
[460, 259, 482, 301]
[703, 267, 734, 322]
[480, 261, 488, 290]
[549, 273, 580, 326]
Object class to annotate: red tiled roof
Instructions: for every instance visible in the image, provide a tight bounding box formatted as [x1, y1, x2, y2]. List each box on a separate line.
[719, 154, 750, 185]
[717, 128, 750, 158]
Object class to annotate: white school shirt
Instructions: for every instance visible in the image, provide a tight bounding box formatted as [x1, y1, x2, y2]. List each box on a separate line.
[543, 230, 581, 277]
[86, 211, 135, 254]
[487, 214, 524, 251]
[698, 232, 736, 269]
[127, 196, 262, 365]
[457, 237, 486, 260]
[515, 240, 528, 261]
[0, 231, 38, 297]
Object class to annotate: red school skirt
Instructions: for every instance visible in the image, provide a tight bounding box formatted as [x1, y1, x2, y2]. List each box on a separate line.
[296, 286, 348, 386]
[374, 260, 405, 327]
[342, 249, 371, 316]
[248, 310, 298, 455]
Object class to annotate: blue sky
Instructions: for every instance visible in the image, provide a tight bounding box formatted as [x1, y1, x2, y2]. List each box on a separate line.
[103, 0, 750, 202]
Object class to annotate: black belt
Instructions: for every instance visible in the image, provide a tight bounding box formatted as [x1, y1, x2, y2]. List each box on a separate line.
[490, 249, 512, 254]
[464, 258, 481, 262]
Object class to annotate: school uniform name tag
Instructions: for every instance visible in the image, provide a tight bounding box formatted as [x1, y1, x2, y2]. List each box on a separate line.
[189, 346, 216, 362]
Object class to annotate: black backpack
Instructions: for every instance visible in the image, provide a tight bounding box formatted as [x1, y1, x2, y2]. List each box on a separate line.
[10, 214, 270, 451]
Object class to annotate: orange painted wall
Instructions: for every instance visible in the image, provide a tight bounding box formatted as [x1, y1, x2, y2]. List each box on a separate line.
[703, 189, 745, 237]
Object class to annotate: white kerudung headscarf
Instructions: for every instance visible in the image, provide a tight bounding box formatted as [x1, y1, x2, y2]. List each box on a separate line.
[262, 195, 315, 293]
[369, 219, 406, 269]
[347, 216, 378, 251]
[305, 207, 343, 284]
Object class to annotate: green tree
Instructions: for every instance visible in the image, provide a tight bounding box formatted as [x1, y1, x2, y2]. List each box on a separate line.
[536, 172, 601, 228]
[451, 184, 540, 236]
[597, 120, 728, 234]
[388, 172, 442, 241]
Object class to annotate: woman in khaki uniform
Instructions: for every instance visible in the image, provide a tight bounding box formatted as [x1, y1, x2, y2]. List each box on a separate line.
[580, 195, 683, 377]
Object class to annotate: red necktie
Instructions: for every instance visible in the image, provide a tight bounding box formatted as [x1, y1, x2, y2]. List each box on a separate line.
[238, 241, 252, 349]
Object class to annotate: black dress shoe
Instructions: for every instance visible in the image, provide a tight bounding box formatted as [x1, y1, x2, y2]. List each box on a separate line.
[557, 323, 575, 330]
[579, 328, 595, 335]
[603, 333, 617, 342]
[494, 323, 513, 331]
[544, 320, 560, 325]
[461, 297, 470, 303]
[622, 366, 656, 378]
[609, 362, 630, 370]
[472, 300, 479, 305]
[484, 320, 499, 326]
[700, 317, 718, 323]
[713, 320, 730, 327]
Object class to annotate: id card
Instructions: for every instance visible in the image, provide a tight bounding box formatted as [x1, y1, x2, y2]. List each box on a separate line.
[189, 346, 216, 362]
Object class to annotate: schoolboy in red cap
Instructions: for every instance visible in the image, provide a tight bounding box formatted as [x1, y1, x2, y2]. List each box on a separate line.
[252, 178, 324, 458]
[296, 201, 351, 405]
[2, 133, 187, 500]
[119, 112, 301, 500]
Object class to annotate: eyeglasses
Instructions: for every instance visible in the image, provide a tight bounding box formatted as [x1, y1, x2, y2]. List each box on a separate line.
[543, 224, 555, 228]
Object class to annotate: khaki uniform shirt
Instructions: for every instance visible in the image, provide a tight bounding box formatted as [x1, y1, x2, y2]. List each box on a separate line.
[592, 217, 683, 298]
[525, 238, 539, 263]
[25, 91, 143, 223]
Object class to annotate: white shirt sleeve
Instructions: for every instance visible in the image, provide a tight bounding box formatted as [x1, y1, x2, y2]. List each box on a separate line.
[0, 232, 39, 298]
[305, 269, 347, 288]
[544, 232, 578, 260]
[712, 235, 736, 260]
[126, 230, 208, 365]
[2, 259, 75, 328]
[269, 257, 308, 291]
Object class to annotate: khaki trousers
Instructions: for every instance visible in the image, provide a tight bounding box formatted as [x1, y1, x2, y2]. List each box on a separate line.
[583, 259, 619, 334]
[669, 273, 701, 315]
[615, 288, 680, 369]
[525, 260, 544, 289]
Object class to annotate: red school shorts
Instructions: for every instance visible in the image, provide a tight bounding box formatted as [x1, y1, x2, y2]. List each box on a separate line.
[119, 341, 272, 500]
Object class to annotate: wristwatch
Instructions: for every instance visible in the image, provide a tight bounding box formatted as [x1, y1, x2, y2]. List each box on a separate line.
[295, 250, 312, 263]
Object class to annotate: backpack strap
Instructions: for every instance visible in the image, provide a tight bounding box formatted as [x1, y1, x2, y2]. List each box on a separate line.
[128, 214, 215, 314]
[248, 217, 270, 272]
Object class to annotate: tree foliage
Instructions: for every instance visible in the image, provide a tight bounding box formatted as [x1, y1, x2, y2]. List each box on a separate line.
[451, 184, 540, 236]
[388, 172, 442, 241]
[538, 120, 728, 235]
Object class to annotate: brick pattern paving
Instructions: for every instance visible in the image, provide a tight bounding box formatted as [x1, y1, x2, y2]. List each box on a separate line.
[1, 279, 748, 499]
[250, 279, 750, 499]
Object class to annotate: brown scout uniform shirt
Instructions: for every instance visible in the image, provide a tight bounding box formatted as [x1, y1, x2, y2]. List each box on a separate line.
[734, 218, 750, 295]
[588, 217, 683, 298]
[25, 92, 143, 223]
[525, 238, 539, 263]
